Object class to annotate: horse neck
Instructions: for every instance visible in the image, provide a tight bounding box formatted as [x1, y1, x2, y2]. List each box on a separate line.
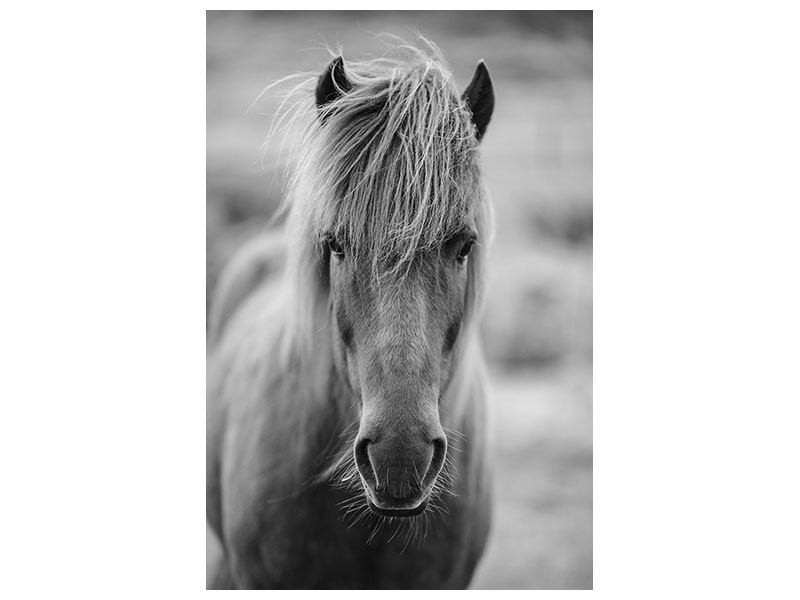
[440, 328, 484, 423]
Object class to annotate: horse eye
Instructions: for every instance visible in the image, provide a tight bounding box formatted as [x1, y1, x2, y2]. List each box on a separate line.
[456, 241, 474, 263]
[327, 238, 344, 259]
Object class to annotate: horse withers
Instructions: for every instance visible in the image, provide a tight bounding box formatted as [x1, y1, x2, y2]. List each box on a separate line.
[207, 41, 495, 589]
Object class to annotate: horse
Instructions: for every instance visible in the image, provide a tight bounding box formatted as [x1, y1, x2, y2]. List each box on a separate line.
[207, 40, 495, 589]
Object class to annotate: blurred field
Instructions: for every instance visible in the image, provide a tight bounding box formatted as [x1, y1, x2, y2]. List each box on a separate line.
[207, 10, 592, 589]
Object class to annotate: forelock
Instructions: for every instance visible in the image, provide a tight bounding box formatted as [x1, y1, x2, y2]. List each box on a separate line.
[304, 45, 483, 277]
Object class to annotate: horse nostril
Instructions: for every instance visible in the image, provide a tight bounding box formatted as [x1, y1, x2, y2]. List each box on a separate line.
[432, 436, 446, 454]
[421, 436, 447, 489]
[354, 438, 376, 487]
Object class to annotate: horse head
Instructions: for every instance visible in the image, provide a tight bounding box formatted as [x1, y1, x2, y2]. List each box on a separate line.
[313, 54, 494, 517]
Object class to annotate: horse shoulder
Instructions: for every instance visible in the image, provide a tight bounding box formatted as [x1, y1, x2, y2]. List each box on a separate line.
[211, 301, 339, 586]
[207, 275, 293, 575]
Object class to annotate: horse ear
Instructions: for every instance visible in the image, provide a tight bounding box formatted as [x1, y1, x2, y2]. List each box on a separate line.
[462, 60, 494, 142]
[316, 56, 352, 112]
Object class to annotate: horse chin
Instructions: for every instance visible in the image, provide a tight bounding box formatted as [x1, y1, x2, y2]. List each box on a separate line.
[367, 498, 429, 518]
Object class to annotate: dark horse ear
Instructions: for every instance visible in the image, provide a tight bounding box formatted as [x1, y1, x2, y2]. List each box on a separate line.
[462, 60, 494, 142]
[316, 56, 352, 113]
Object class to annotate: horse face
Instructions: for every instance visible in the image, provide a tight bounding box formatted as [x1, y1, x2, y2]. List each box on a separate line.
[327, 232, 476, 516]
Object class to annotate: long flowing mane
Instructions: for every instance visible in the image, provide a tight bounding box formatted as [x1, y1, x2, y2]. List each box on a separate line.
[266, 38, 493, 366]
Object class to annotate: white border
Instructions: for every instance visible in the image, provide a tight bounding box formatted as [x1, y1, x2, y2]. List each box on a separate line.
[4, 2, 800, 596]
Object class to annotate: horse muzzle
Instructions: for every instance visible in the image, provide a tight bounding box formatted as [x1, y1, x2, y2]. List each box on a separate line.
[354, 434, 447, 518]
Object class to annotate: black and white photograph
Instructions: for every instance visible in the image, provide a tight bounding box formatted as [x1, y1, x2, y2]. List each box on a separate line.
[206, 10, 592, 589]
[8, 3, 800, 598]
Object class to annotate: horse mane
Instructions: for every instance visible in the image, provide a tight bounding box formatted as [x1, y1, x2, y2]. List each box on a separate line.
[263, 36, 493, 367]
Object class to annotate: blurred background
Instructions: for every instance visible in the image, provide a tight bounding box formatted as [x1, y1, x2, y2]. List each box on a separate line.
[207, 10, 592, 589]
